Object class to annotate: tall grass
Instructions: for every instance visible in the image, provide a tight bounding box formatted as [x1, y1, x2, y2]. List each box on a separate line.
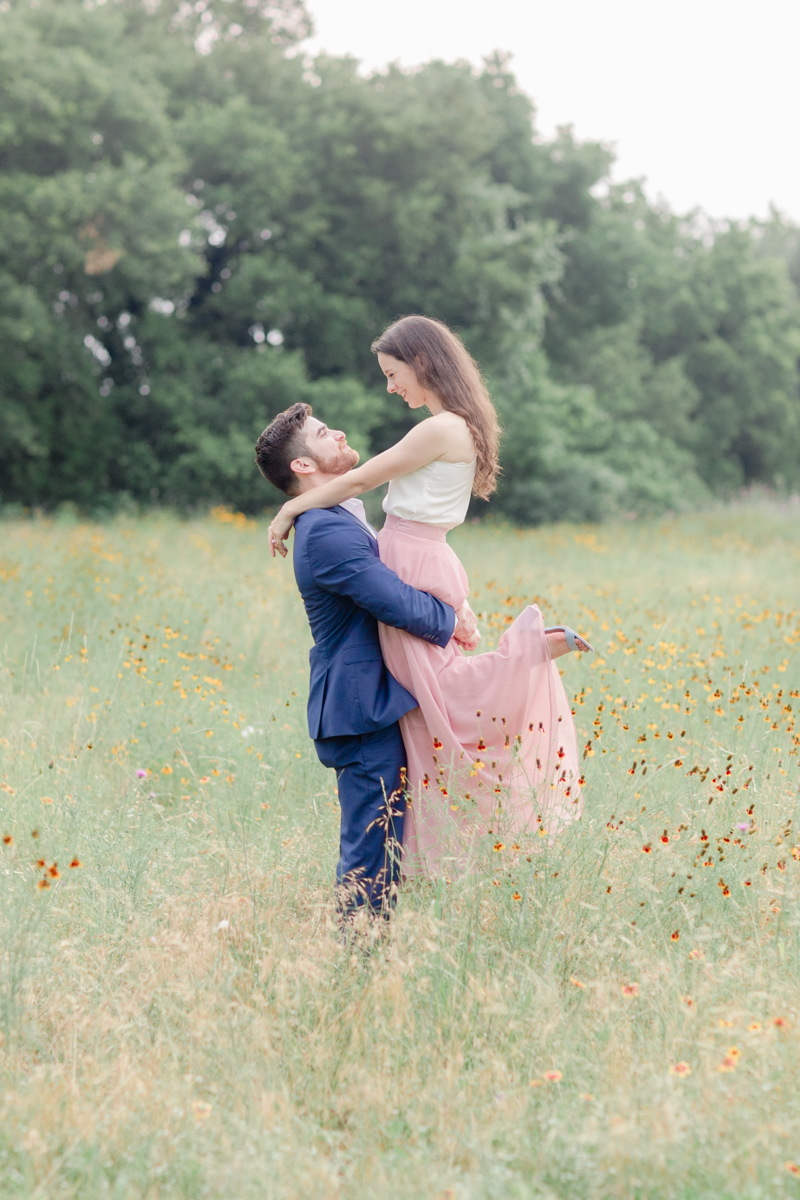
[2, 503, 800, 1198]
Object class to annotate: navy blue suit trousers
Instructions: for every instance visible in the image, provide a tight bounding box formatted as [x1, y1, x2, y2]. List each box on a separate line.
[315, 723, 406, 916]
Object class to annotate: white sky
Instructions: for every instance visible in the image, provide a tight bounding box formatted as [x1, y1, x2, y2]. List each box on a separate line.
[302, 0, 800, 223]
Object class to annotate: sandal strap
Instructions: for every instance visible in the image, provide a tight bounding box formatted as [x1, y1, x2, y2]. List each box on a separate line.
[563, 627, 580, 653]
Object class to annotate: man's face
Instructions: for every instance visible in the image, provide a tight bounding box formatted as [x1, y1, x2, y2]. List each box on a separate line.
[295, 416, 359, 477]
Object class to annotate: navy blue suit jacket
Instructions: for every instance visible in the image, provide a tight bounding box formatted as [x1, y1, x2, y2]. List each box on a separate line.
[293, 506, 455, 739]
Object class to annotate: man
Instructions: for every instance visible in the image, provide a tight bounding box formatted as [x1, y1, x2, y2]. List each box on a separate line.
[255, 403, 476, 921]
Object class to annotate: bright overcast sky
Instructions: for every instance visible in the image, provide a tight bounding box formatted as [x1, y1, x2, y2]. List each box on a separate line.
[302, 0, 800, 223]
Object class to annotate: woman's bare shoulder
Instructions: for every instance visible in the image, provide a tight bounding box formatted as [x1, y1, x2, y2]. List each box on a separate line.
[428, 411, 475, 462]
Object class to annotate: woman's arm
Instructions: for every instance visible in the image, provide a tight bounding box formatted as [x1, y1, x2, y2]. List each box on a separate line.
[269, 417, 455, 557]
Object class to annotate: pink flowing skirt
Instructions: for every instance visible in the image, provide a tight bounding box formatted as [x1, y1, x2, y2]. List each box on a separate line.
[378, 515, 582, 878]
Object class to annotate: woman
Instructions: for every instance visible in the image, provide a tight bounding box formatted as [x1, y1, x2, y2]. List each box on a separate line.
[268, 316, 589, 876]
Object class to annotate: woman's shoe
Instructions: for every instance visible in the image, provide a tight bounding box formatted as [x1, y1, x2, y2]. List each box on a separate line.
[544, 625, 594, 653]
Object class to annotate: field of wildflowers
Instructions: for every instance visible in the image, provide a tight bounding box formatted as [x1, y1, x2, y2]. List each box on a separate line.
[2, 502, 800, 1199]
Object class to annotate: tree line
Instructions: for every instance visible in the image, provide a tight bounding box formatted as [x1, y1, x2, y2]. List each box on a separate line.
[1, 0, 799, 522]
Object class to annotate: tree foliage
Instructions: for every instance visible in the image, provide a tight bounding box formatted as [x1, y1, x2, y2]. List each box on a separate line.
[1, 0, 798, 519]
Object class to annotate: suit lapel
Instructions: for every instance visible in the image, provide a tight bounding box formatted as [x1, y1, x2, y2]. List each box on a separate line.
[332, 504, 378, 543]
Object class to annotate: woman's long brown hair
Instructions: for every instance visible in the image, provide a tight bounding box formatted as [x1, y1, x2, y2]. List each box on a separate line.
[371, 315, 501, 500]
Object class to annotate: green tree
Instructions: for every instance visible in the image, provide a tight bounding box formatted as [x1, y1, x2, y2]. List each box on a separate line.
[1, 0, 798, 519]
[0, 0, 199, 504]
[539, 178, 800, 505]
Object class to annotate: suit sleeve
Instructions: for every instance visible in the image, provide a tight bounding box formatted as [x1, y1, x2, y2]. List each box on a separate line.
[305, 520, 455, 649]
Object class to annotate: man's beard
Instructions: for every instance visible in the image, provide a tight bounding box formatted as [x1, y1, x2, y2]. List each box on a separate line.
[310, 443, 359, 476]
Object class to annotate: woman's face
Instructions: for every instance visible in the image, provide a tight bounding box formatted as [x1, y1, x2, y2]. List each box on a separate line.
[377, 353, 430, 411]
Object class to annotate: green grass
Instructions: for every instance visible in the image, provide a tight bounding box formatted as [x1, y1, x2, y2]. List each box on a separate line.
[2, 501, 800, 1199]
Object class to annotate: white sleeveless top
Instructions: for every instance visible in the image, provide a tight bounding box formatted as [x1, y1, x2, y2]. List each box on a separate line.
[383, 458, 476, 528]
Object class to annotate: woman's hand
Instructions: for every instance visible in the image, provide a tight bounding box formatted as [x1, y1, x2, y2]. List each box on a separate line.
[268, 505, 297, 559]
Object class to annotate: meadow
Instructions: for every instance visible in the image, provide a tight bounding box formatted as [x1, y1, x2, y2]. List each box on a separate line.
[2, 502, 800, 1199]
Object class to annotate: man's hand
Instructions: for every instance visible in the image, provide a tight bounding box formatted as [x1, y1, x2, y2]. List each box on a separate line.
[454, 601, 480, 652]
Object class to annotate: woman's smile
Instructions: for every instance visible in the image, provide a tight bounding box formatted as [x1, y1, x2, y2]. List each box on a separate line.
[376, 351, 436, 410]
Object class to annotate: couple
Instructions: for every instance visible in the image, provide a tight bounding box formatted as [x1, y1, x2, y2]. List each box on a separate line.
[256, 315, 589, 919]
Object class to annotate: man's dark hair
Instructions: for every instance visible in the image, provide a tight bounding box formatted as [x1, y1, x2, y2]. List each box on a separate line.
[255, 403, 312, 496]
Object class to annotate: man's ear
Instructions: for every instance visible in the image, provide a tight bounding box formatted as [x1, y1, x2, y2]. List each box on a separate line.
[289, 457, 316, 477]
